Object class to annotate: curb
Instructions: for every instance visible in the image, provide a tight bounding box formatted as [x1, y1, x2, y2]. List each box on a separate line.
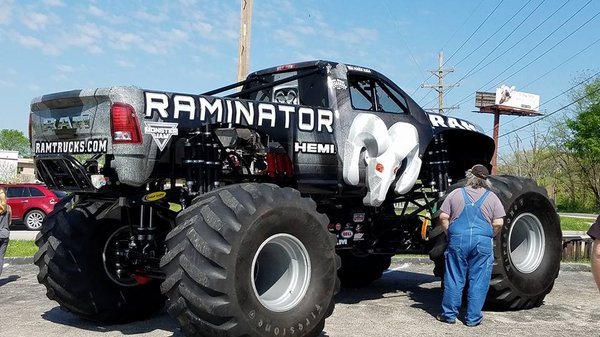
[5, 257, 33, 265]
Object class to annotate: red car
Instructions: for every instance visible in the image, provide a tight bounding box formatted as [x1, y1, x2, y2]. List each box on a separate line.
[0, 184, 66, 230]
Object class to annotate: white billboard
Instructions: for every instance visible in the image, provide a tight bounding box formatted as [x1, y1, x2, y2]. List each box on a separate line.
[495, 85, 540, 112]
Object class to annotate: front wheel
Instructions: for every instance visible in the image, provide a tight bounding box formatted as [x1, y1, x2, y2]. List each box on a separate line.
[24, 209, 45, 230]
[161, 183, 340, 337]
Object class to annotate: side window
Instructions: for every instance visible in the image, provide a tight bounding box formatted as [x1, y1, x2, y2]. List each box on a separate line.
[29, 187, 45, 197]
[348, 74, 409, 114]
[6, 187, 25, 198]
[348, 77, 375, 110]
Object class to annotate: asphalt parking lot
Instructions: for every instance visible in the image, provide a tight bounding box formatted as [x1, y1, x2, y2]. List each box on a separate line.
[0, 258, 597, 337]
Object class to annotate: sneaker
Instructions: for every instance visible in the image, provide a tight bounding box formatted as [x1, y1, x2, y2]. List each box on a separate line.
[466, 320, 481, 327]
[436, 314, 456, 324]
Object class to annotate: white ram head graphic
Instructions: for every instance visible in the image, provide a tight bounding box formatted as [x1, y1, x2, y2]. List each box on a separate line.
[343, 113, 422, 207]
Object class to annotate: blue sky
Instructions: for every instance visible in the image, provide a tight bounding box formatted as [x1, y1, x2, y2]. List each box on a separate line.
[1, 0, 599, 159]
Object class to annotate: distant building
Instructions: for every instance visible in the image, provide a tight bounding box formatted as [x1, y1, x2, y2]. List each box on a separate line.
[0, 150, 36, 183]
[0, 150, 19, 183]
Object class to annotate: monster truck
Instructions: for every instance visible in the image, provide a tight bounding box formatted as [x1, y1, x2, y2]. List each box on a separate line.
[29, 60, 561, 336]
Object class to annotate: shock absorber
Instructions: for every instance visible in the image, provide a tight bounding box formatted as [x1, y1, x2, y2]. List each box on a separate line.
[183, 140, 194, 192]
[428, 134, 450, 197]
[202, 126, 213, 192]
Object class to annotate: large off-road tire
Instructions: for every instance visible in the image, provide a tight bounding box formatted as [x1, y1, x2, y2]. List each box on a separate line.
[160, 183, 339, 337]
[337, 251, 392, 287]
[428, 175, 562, 310]
[33, 197, 166, 322]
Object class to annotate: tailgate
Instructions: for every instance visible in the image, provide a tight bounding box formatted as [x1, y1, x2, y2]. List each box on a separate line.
[30, 87, 158, 189]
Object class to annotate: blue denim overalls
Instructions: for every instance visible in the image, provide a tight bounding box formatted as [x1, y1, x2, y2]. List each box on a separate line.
[441, 188, 494, 325]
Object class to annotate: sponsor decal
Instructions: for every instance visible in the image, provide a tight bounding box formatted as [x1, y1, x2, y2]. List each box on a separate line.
[294, 142, 336, 154]
[347, 65, 372, 73]
[336, 239, 348, 245]
[273, 87, 298, 104]
[143, 191, 167, 202]
[144, 121, 179, 151]
[428, 114, 478, 131]
[335, 223, 342, 231]
[341, 230, 354, 239]
[327, 223, 336, 232]
[353, 213, 365, 223]
[42, 114, 91, 131]
[35, 138, 108, 154]
[329, 78, 348, 90]
[144, 92, 334, 134]
[353, 233, 365, 241]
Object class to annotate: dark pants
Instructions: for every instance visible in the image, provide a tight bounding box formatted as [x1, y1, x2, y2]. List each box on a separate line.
[0, 237, 8, 277]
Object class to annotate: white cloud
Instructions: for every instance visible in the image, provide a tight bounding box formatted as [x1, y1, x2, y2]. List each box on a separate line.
[42, 0, 64, 7]
[135, 10, 168, 23]
[56, 65, 74, 73]
[0, 80, 16, 88]
[116, 59, 134, 68]
[273, 29, 303, 48]
[28, 84, 41, 92]
[87, 5, 104, 17]
[10, 30, 44, 48]
[0, 1, 13, 25]
[22, 12, 51, 31]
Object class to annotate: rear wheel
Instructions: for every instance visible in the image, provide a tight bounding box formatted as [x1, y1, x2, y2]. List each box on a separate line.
[24, 209, 45, 230]
[160, 183, 339, 337]
[487, 176, 561, 309]
[428, 176, 561, 310]
[34, 198, 165, 322]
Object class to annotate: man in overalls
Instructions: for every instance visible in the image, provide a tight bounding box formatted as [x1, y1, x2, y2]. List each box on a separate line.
[436, 164, 505, 326]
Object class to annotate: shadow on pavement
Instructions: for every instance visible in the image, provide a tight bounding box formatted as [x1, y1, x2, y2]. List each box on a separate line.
[41, 307, 183, 336]
[335, 268, 443, 318]
[0, 275, 20, 286]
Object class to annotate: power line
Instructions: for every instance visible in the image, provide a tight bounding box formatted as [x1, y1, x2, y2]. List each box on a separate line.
[448, 1, 574, 109]
[383, 1, 428, 86]
[458, 0, 569, 84]
[494, 10, 600, 91]
[442, 0, 505, 67]
[451, 0, 545, 89]
[411, 0, 502, 96]
[438, 0, 545, 106]
[452, 0, 534, 69]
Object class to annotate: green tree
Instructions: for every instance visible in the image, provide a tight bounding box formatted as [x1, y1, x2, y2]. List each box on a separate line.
[0, 129, 31, 157]
[565, 76, 600, 208]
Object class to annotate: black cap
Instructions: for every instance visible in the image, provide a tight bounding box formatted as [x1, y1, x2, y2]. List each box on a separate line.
[471, 164, 489, 179]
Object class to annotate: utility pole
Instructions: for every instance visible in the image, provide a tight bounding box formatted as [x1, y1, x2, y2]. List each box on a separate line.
[422, 51, 459, 114]
[236, 0, 253, 84]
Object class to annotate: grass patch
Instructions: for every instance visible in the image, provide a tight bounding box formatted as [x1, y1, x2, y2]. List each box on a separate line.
[560, 216, 593, 231]
[6, 240, 38, 258]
